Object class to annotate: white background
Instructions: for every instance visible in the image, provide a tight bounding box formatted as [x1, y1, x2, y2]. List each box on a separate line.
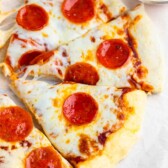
[0, 0, 168, 168]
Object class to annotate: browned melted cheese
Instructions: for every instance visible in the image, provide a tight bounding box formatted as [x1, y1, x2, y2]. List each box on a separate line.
[67, 155, 85, 165]
[136, 66, 148, 79]
[62, 49, 68, 57]
[20, 140, 32, 148]
[120, 7, 126, 14]
[129, 15, 143, 29]
[99, 4, 112, 20]
[78, 134, 99, 156]
[11, 34, 40, 48]
[90, 36, 96, 43]
[0, 156, 4, 164]
[11, 145, 17, 150]
[98, 130, 112, 145]
[98, 89, 133, 147]
[0, 146, 8, 151]
[141, 83, 154, 92]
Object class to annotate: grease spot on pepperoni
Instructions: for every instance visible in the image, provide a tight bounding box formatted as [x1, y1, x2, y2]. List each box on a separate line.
[63, 92, 98, 125]
[19, 50, 43, 67]
[25, 147, 62, 168]
[30, 51, 54, 65]
[62, 0, 95, 24]
[16, 4, 49, 31]
[65, 62, 99, 85]
[96, 39, 130, 69]
[0, 106, 33, 142]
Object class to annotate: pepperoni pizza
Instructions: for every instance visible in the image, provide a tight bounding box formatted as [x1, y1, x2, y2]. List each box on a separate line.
[0, 94, 72, 168]
[0, 1, 164, 168]
[3, 0, 126, 69]
[7, 5, 163, 93]
[11, 78, 146, 168]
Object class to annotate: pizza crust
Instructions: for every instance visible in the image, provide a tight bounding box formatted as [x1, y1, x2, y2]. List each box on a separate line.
[10, 78, 146, 168]
[76, 90, 146, 168]
[128, 5, 164, 93]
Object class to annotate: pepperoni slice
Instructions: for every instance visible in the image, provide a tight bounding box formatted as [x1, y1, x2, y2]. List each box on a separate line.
[63, 92, 98, 125]
[16, 4, 49, 31]
[96, 39, 130, 69]
[64, 62, 99, 85]
[62, 0, 95, 24]
[25, 147, 62, 168]
[0, 106, 33, 142]
[18, 50, 43, 67]
[30, 51, 54, 65]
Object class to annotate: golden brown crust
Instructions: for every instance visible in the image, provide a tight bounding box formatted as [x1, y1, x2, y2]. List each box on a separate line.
[76, 90, 146, 168]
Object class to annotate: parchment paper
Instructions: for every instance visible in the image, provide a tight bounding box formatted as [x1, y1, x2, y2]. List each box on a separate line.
[0, 0, 168, 167]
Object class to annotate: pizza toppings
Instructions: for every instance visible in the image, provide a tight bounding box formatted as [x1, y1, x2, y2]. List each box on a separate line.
[30, 51, 54, 65]
[98, 131, 112, 145]
[18, 50, 43, 67]
[61, 0, 95, 24]
[63, 92, 98, 125]
[0, 106, 33, 142]
[96, 39, 130, 69]
[25, 147, 62, 168]
[16, 4, 49, 31]
[64, 62, 99, 85]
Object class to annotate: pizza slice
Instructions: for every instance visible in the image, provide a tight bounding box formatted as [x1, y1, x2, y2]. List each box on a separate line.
[9, 4, 163, 93]
[11, 78, 146, 168]
[3, 0, 126, 69]
[0, 93, 72, 168]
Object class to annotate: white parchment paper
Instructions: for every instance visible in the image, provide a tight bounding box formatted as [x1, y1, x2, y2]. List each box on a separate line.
[0, 0, 168, 167]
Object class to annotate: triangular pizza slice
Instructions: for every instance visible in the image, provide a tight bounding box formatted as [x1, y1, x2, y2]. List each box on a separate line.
[0, 94, 72, 168]
[11, 78, 146, 168]
[3, 0, 126, 68]
[8, 4, 163, 93]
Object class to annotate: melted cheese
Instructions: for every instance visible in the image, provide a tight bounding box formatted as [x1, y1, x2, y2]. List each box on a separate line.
[27, 14, 134, 88]
[0, 94, 72, 168]
[5, 0, 126, 68]
[24, 4, 164, 93]
[12, 79, 133, 161]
